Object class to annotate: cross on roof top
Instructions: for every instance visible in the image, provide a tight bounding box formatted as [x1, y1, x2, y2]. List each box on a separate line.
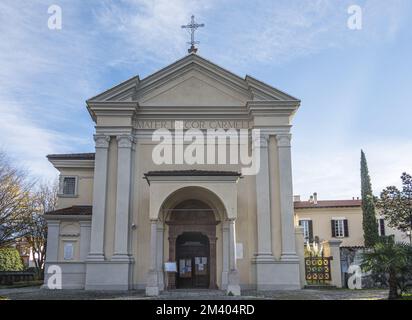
[181, 15, 205, 54]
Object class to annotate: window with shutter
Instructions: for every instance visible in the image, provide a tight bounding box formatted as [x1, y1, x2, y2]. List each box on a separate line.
[299, 220, 311, 242]
[308, 220, 313, 242]
[343, 219, 349, 237]
[332, 219, 346, 238]
[379, 219, 386, 236]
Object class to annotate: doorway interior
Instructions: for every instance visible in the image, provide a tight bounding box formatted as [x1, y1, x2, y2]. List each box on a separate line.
[176, 232, 210, 288]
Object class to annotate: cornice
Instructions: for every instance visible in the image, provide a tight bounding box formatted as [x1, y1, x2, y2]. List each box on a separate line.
[86, 101, 138, 122]
[48, 159, 95, 169]
[87, 76, 140, 102]
[44, 214, 92, 221]
[245, 75, 300, 101]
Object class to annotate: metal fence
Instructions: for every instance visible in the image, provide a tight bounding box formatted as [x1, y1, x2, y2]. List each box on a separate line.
[304, 254, 332, 284]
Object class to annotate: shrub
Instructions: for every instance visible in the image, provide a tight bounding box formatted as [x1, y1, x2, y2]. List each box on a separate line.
[0, 248, 24, 271]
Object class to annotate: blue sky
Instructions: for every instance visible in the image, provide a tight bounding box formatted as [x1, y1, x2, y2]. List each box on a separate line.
[0, 0, 411, 199]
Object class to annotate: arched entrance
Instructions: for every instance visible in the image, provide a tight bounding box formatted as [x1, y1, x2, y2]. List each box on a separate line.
[166, 199, 218, 289]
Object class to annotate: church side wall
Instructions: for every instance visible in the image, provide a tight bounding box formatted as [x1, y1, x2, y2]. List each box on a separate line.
[56, 168, 94, 209]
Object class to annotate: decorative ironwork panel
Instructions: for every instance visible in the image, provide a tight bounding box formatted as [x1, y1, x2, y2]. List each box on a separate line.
[305, 255, 332, 283]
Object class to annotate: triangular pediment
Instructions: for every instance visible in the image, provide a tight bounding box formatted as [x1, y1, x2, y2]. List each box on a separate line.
[87, 54, 299, 105]
[139, 69, 248, 107]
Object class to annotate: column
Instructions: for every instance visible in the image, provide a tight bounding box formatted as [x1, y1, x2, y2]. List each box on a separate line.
[79, 221, 92, 261]
[209, 236, 217, 289]
[112, 135, 134, 260]
[87, 134, 110, 261]
[156, 222, 164, 291]
[221, 221, 229, 289]
[254, 134, 274, 260]
[276, 134, 299, 261]
[167, 235, 177, 290]
[146, 220, 159, 296]
[45, 220, 60, 262]
[227, 219, 241, 295]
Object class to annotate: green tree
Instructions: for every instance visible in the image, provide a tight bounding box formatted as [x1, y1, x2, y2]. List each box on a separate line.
[0, 248, 24, 271]
[360, 150, 379, 247]
[362, 236, 412, 300]
[0, 151, 34, 247]
[379, 173, 412, 244]
[25, 182, 57, 278]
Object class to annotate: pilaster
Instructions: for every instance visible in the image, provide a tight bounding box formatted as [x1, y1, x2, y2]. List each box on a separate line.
[87, 134, 110, 261]
[276, 134, 299, 261]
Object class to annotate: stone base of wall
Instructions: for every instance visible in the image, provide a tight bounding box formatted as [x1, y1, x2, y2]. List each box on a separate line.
[85, 259, 134, 290]
[253, 260, 301, 290]
[43, 262, 86, 289]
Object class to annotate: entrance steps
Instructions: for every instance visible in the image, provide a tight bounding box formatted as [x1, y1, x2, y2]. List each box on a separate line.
[160, 289, 226, 298]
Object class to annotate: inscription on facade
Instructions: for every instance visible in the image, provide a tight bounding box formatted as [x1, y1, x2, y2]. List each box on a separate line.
[136, 120, 252, 130]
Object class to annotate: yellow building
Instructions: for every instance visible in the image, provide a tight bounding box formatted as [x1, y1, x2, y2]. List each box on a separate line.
[294, 193, 409, 247]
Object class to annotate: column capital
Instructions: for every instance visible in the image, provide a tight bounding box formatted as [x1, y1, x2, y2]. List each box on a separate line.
[116, 134, 135, 148]
[94, 134, 110, 148]
[253, 134, 269, 148]
[276, 133, 292, 147]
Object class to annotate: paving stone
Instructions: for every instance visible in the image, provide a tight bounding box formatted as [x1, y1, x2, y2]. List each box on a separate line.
[0, 286, 388, 300]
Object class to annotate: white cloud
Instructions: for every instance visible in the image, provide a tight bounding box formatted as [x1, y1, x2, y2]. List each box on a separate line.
[90, 0, 411, 69]
[94, 0, 215, 65]
[0, 0, 410, 195]
[293, 140, 412, 200]
[0, 1, 95, 181]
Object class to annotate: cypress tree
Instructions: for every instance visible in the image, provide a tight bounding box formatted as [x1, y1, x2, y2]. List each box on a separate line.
[360, 150, 379, 247]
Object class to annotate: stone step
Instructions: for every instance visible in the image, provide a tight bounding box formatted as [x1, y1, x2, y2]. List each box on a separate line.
[160, 289, 226, 297]
[304, 284, 337, 290]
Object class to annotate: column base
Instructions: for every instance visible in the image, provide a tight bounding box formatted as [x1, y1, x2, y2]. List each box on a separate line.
[85, 260, 134, 290]
[146, 269, 160, 296]
[146, 286, 160, 296]
[227, 270, 241, 296]
[86, 253, 105, 262]
[280, 252, 299, 262]
[111, 254, 133, 262]
[221, 271, 228, 290]
[253, 259, 301, 290]
[253, 253, 276, 263]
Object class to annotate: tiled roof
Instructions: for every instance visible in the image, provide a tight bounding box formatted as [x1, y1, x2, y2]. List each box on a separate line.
[47, 153, 95, 160]
[45, 205, 92, 216]
[144, 170, 241, 177]
[294, 200, 362, 209]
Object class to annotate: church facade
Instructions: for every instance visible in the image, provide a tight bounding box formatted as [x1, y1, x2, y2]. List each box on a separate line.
[43, 54, 304, 295]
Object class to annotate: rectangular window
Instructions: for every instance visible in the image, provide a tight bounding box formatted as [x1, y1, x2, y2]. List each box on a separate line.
[334, 219, 345, 238]
[63, 242, 74, 260]
[299, 220, 312, 242]
[62, 177, 76, 195]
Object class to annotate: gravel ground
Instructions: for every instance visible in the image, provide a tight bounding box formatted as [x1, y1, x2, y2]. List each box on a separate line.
[0, 286, 389, 300]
